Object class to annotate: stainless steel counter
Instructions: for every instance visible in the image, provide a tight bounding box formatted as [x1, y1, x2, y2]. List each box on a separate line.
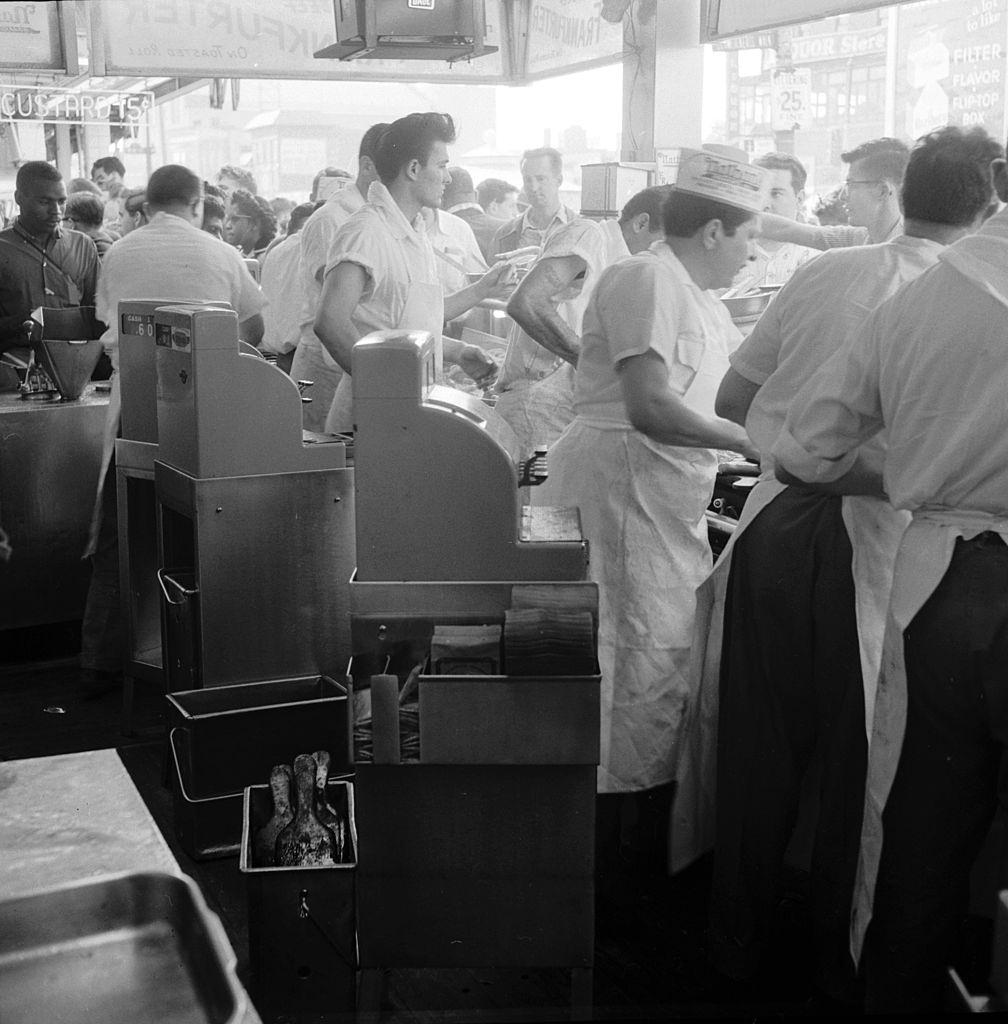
[0, 749, 177, 898]
[0, 383, 108, 629]
[0, 749, 263, 1024]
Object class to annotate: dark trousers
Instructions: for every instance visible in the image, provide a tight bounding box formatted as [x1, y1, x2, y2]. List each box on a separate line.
[80, 469, 123, 673]
[864, 532, 1008, 1013]
[708, 487, 867, 999]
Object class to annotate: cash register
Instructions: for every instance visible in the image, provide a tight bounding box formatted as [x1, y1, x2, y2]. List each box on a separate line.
[351, 330, 587, 582]
[116, 299, 239, 729]
[152, 304, 355, 690]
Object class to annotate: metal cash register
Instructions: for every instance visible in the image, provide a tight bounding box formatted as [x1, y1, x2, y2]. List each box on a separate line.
[151, 304, 354, 690]
[351, 330, 587, 582]
[117, 299, 237, 728]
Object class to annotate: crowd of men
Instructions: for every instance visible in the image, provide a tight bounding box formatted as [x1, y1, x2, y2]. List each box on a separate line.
[3, 115, 1008, 1014]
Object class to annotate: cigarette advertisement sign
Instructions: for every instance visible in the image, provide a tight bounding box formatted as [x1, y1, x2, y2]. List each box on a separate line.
[95, 0, 507, 82]
[896, 0, 1006, 141]
[523, 0, 624, 79]
[0, 1, 73, 72]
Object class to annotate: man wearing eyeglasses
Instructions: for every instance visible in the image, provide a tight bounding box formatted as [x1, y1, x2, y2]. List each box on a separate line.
[760, 138, 909, 251]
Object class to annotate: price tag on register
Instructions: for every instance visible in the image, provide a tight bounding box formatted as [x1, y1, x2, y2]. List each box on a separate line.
[771, 67, 812, 131]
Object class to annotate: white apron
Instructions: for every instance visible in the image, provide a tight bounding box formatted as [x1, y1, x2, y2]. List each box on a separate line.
[544, 302, 732, 794]
[493, 360, 576, 458]
[325, 276, 445, 434]
[291, 337, 343, 434]
[671, 481, 910, 873]
[84, 375, 122, 558]
[851, 508, 1008, 962]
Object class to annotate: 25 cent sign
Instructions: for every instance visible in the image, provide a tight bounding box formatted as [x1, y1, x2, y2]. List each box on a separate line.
[771, 67, 812, 130]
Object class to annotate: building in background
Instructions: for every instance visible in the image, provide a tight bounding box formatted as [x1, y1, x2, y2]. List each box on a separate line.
[715, 0, 1006, 198]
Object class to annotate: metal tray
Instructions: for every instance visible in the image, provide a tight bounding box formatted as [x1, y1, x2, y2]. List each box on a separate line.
[166, 674, 352, 798]
[170, 728, 244, 861]
[0, 871, 245, 1024]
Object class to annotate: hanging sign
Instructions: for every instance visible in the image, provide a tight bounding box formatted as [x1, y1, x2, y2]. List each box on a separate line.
[0, 84, 153, 127]
[92, 0, 507, 82]
[704, 0, 901, 40]
[522, 0, 624, 80]
[0, 1, 76, 73]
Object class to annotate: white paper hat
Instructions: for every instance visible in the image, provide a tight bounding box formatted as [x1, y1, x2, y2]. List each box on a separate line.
[672, 147, 770, 214]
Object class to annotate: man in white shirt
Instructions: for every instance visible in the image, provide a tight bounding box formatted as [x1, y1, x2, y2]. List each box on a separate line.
[704, 127, 1003, 1006]
[291, 123, 388, 431]
[421, 203, 488, 338]
[313, 112, 511, 433]
[774, 143, 1008, 1013]
[82, 164, 265, 696]
[491, 147, 607, 457]
[761, 138, 909, 251]
[597, 185, 669, 265]
[259, 202, 316, 375]
[728, 152, 816, 289]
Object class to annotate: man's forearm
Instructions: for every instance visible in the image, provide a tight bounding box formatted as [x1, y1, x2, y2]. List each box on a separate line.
[776, 452, 884, 497]
[759, 213, 832, 251]
[313, 317, 358, 373]
[508, 300, 580, 365]
[444, 282, 484, 322]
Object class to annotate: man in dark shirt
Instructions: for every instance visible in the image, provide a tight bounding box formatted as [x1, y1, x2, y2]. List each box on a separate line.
[0, 161, 99, 353]
[442, 166, 506, 263]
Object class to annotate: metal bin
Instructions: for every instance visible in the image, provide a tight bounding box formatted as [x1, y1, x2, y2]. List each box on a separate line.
[240, 780, 357, 1013]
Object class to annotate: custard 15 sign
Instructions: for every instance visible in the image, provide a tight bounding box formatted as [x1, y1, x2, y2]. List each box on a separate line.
[0, 85, 153, 127]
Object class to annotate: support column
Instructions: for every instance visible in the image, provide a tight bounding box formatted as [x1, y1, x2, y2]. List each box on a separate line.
[55, 123, 73, 178]
[621, 0, 705, 162]
[83, 123, 112, 175]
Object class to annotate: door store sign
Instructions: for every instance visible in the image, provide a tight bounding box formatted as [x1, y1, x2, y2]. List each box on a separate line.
[895, 0, 1007, 141]
[94, 0, 507, 81]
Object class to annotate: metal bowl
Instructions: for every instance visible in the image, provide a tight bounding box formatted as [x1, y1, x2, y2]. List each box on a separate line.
[721, 288, 775, 320]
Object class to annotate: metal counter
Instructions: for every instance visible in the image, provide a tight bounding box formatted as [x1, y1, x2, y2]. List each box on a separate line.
[0, 749, 263, 1024]
[0, 384, 108, 629]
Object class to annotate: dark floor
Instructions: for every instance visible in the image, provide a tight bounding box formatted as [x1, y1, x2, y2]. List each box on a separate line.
[0, 622, 996, 1021]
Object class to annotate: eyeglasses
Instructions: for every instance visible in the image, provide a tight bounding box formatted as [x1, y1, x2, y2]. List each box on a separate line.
[842, 179, 882, 190]
[224, 214, 252, 225]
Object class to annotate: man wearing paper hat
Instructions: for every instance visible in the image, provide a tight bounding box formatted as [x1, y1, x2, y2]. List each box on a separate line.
[536, 146, 764, 909]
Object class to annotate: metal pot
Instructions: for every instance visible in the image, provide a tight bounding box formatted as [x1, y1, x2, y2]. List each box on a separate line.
[721, 288, 774, 320]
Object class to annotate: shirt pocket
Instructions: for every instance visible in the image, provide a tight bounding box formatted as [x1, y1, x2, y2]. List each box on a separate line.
[668, 328, 708, 398]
